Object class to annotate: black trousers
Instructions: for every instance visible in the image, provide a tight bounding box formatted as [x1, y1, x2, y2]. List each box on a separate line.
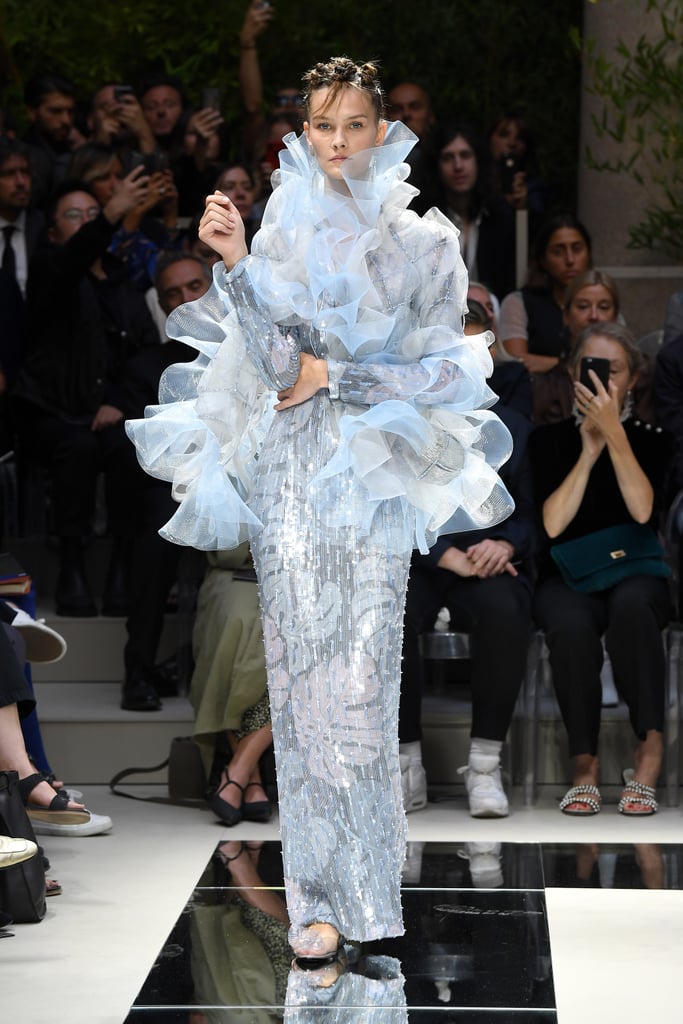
[124, 482, 183, 676]
[533, 574, 671, 757]
[14, 403, 141, 539]
[400, 561, 533, 744]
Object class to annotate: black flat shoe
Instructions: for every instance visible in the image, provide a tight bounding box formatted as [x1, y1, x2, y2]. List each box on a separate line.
[121, 674, 162, 711]
[241, 782, 273, 823]
[208, 774, 244, 827]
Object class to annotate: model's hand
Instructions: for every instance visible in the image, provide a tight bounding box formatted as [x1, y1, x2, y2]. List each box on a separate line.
[274, 353, 328, 410]
[91, 404, 124, 431]
[466, 538, 517, 577]
[198, 192, 247, 269]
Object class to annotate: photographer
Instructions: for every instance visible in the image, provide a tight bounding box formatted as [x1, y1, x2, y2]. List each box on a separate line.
[487, 110, 547, 221]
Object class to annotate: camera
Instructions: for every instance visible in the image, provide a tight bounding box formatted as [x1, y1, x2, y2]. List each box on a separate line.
[498, 151, 525, 194]
[113, 85, 135, 103]
[200, 87, 222, 111]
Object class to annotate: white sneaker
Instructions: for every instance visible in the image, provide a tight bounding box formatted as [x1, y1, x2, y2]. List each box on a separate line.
[399, 745, 427, 813]
[28, 809, 113, 837]
[457, 759, 509, 818]
[5, 605, 67, 663]
[458, 842, 504, 887]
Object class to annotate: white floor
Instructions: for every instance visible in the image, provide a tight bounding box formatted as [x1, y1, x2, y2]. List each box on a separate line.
[2, 787, 682, 1024]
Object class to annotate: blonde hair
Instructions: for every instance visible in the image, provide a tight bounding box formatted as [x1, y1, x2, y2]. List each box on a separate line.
[302, 57, 384, 121]
[563, 269, 620, 316]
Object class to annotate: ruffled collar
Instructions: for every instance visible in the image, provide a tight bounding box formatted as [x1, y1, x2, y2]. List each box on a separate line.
[247, 120, 422, 359]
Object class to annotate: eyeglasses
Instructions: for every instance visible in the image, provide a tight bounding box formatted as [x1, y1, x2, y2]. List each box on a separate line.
[274, 93, 304, 107]
[61, 207, 100, 222]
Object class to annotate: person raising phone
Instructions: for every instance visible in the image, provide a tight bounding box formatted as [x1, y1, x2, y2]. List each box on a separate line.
[529, 321, 673, 818]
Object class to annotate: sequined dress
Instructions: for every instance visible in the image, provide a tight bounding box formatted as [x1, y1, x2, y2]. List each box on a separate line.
[126, 121, 513, 943]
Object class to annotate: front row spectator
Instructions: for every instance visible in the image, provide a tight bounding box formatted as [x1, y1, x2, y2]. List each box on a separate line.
[399, 402, 536, 817]
[529, 322, 672, 817]
[11, 172, 160, 617]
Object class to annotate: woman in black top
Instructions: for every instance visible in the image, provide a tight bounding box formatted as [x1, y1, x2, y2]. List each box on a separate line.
[529, 322, 672, 816]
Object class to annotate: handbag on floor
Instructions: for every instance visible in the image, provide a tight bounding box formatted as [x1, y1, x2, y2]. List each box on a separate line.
[109, 736, 207, 805]
[0, 770, 46, 923]
[550, 522, 670, 594]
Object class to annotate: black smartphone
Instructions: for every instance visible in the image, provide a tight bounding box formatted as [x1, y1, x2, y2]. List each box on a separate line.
[579, 356, 611, 393]
[200, 87, 222, 111]
[499, 151, 525, 193]
[113, 84, 134, 103]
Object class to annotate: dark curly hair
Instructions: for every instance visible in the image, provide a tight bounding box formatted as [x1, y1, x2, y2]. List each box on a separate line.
[302, 57, 384, 121]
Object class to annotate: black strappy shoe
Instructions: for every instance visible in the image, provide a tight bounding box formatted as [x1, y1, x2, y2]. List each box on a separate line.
[208, 773, 244, 826]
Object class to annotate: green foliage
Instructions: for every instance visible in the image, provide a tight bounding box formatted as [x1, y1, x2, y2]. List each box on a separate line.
[0, 0, 582, 206]
[586, 0, 683, 260]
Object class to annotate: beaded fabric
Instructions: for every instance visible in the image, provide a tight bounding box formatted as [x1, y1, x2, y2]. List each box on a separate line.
[126, 120, 513, 942]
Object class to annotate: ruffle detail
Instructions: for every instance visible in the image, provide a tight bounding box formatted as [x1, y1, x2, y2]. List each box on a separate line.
[126, 120, 514, 553]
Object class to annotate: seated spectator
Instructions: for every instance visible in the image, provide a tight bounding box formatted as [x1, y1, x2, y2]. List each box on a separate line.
[466, 280, 532, 419]
[534, 268, 621, 425]
[121, 251, 212, 710]
[140, 74, 187, 161]
[191, 545, 273, 825]
[385, 81, 439, 213]
[11, 174, 160, 617]
[0, 614, 111, 836]
[256, 112, 300, 197]
[529, 322, 672, 817]
[663, 287, 683, 347]
[499, 213, 592, 375]
[399, 402, 535, 817]
[176, 102, 228, 216]
[22, 74, 82, 208]
[432, 122, 517, 301]
[654, 322, 683, 615]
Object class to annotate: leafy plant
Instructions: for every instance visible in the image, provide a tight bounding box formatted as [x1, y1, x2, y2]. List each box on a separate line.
[585, 0, 683, 260]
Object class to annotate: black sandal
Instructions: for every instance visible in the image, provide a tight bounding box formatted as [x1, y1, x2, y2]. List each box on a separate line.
[241, 781, 273, 823]
[208, 773, 244, 826]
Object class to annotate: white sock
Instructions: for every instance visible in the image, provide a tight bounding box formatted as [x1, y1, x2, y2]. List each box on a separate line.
[469, 737, 502, 769]
[399, 740, 422, 763]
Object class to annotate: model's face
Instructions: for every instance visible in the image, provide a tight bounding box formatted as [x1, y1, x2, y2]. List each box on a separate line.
[142, 85, 183, 135]
[215, 166, 255, 219]
[29, 91, 75, 145]
[157, 259, 210, 315]
[0, 155, 31, 216]
[88, 157, 124, 205]
[438, 135, 478, 196]
[304, 86, 386, 183]
[49, 191, 100, 245]
[489, 118, 526, 159]
[573, 335, 635, 406]
[542, 227, 590, 289]
[564, 284, 616, 339]
[386, 84, 433, 138]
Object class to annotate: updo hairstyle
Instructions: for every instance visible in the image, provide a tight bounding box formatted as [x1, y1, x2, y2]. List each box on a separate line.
[302, 57, 385, 121]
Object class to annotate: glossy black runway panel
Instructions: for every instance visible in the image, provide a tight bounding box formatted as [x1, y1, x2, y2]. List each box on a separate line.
[125, 841, 557, 1022]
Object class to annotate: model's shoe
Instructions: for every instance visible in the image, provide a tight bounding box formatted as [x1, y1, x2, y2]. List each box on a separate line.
[458, 842, 504, 888]
[0, 836, 38, 868]
[289, 923, 342, 964]
[121, 670, 162, 711]
[457, 757, 509, 818]
[208, 773, 244, 827]
[399, 741, 427, 812]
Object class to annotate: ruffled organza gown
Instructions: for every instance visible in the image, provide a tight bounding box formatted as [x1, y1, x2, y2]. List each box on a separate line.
[127, 121, 513, 943]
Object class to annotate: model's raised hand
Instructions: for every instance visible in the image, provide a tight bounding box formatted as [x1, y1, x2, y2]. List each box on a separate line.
[198, 192, 248, 270]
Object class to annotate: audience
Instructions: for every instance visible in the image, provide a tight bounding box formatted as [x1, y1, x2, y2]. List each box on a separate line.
[22, 74, 82, 208]
[529, 322, 672, 817]
[385, 81, 439, 213]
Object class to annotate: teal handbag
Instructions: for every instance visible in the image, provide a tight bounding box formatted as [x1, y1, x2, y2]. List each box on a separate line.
[550, 522, 670, 593]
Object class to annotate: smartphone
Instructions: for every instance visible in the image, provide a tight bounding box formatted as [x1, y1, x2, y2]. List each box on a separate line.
[579, 356, 611, 393]
[113, 84, 135, 103]
[200, 87, 222, 111]
[499, 151, 525, 193]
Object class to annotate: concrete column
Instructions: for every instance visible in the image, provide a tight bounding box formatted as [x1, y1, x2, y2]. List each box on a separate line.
[578, 0, 683, 336]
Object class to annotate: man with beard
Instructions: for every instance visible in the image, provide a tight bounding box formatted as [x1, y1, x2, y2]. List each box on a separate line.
[22, 74, 81, 209]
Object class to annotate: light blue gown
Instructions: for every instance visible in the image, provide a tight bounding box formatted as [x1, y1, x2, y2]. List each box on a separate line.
[126, 121, 513, 943]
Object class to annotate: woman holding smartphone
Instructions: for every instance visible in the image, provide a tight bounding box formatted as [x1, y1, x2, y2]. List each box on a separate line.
[127, 57, 512, 961]
[529, 322, 672, 816]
